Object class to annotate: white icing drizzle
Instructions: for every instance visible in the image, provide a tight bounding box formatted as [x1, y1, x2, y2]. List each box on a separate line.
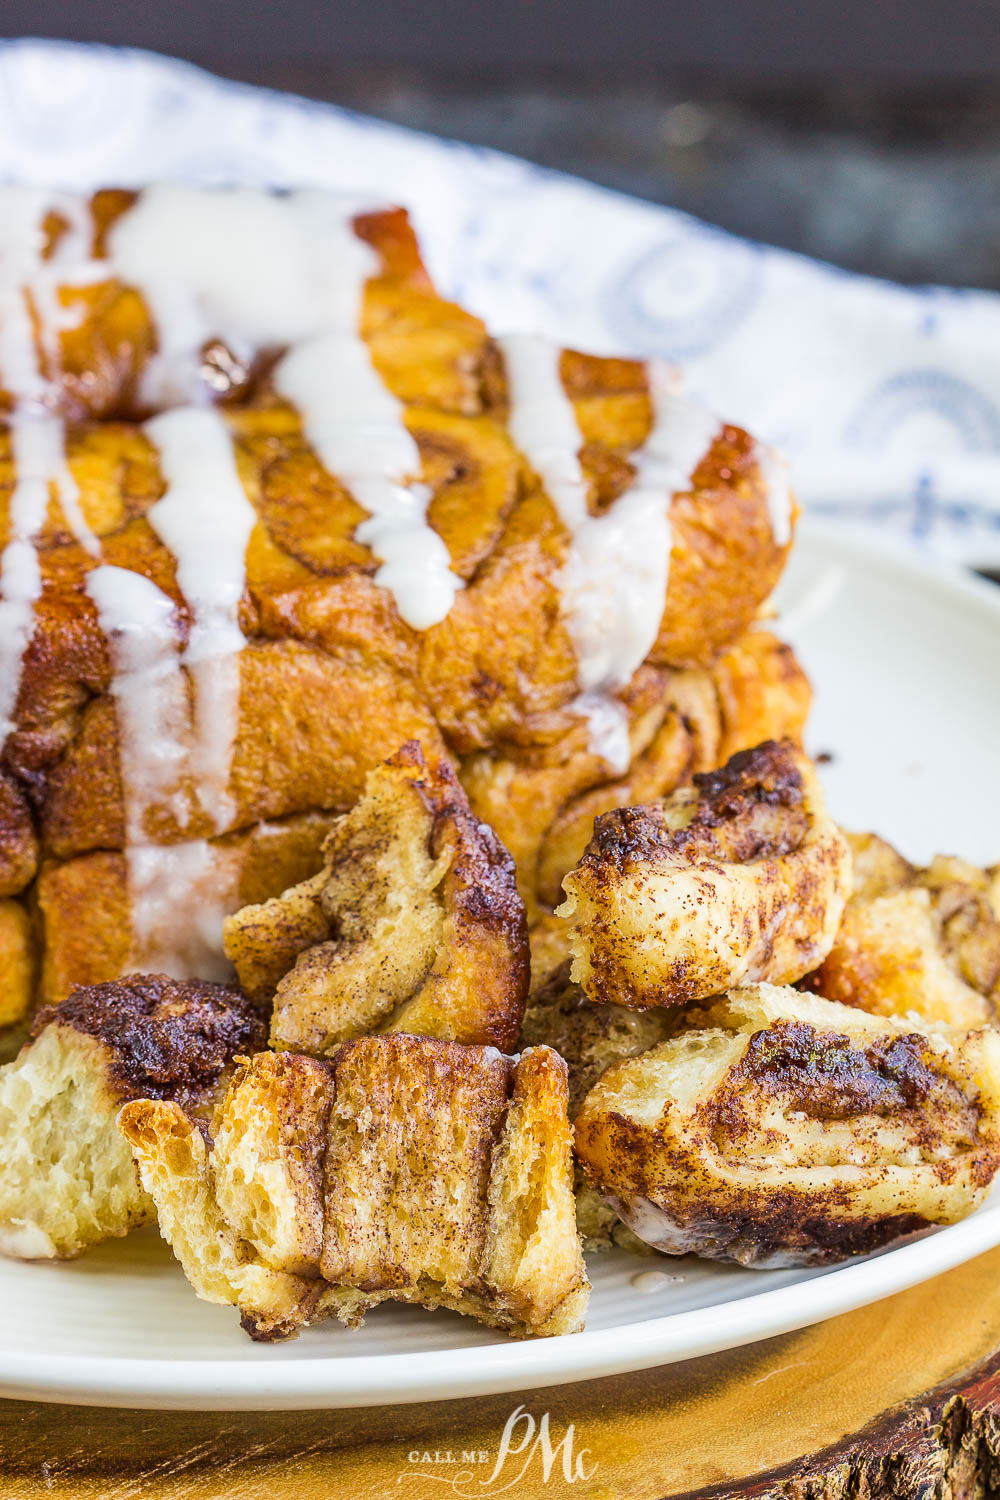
[85, 564, 237, 979]
[0, 187, 52, 406]
[0, 192, 102, 747]
[30, 195, 106, 439]
[125, 839, 238, 981]
[0, 188, 105, 420]
[0, 190, 100, 557]
[145, 408, 256, 829]
[0, 413, 85, 739]
[756, 443, 794, 547]
[85, 565, 190, 842]
[0, 190, 100, 579]
[87, 409, 256, 975]
[47, 441, 98, 557]
[498, 334, 591, 529]
[275, 335, 460, 629]
[107, 187, 377, 404]
[498, 335, 718, 774]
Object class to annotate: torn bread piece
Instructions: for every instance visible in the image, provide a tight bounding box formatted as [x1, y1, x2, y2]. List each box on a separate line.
[520, 961, 677, 1251]
[575, 983, 1000, 1268]
[0, 975, 264, 1259]
[803, 833, 1000, 1028]
[559, 740, 852, 1009]
[223, 742, 528, 1054]
[120, 1034, 589, 1341]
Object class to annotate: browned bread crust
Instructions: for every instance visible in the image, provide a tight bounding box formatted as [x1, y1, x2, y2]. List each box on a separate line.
[0, 775, 36, 896]
[32, 973, 265, 1111]
[583, 739, 812, 871]
[0, 899, 34, 1034]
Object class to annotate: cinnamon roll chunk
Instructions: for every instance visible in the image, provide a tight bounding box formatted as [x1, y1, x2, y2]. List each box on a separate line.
[803, 833, 1000, 1028]
[574, 984, 1000, 1268]
[560, 741, 851, 1009]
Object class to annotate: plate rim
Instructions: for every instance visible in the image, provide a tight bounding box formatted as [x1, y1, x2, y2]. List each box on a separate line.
[4, 1203, 1000, 1409]
[4, 520, 1000, 1410]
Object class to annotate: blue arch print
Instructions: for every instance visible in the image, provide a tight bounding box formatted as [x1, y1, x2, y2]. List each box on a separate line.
[844, 371, 1000, 454]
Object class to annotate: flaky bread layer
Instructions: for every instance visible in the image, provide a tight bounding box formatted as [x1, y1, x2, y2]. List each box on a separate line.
[226, 743, 528, 1053]
[0, 1026, 149, 1260]
[120, 1034, 589, 1341]
[119, 1099, 323, 1340]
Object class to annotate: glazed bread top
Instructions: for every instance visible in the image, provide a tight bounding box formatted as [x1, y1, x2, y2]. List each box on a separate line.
[0, 187, 796, 978]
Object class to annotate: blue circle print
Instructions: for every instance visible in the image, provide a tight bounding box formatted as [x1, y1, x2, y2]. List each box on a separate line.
[602, 226, 765, 360]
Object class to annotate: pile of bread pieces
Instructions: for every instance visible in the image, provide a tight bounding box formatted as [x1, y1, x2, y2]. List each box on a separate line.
[0, 187, 997, 1345]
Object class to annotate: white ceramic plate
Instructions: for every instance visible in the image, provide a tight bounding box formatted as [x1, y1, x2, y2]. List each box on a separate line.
[3, 521, 999, 1410]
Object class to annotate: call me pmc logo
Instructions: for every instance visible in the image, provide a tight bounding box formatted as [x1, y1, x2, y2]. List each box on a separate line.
[399, 1404, 597, 1493]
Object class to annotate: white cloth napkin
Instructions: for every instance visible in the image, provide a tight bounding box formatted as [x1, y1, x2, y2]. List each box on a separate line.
[2, 38, 999, 568]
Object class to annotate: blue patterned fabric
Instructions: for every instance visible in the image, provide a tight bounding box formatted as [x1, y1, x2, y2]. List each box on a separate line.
[3, 39, 999, 564]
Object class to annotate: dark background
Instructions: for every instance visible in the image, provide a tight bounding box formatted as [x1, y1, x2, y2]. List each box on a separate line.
[5, 1, 1000, 75]
[3, 1, 1000, 288]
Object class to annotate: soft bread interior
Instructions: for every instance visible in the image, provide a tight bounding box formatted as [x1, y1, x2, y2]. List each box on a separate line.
[0, 1026, 150, 1258]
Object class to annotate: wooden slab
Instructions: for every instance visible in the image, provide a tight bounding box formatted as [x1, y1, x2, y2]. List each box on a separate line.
[3, 1245, 1000, 1497]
